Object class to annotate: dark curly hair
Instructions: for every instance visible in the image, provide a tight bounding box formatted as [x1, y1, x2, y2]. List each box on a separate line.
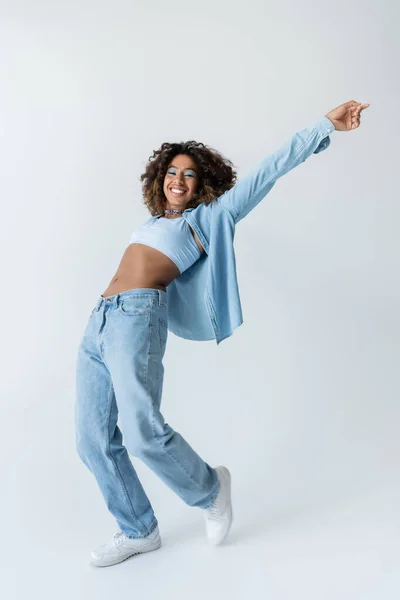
[139, 140, 237, 216]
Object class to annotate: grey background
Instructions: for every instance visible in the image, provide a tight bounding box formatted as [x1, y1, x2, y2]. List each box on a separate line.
[1, 0, 399, 598]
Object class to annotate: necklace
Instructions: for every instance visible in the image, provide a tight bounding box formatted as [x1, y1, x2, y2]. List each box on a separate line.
[164, 209, 184, 214]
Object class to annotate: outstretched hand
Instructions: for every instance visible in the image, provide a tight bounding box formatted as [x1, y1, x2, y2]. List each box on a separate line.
[325, 100, 370, 131]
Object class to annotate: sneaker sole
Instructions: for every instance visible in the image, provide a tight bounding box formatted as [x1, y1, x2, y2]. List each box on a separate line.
[90, 535, 162, 567]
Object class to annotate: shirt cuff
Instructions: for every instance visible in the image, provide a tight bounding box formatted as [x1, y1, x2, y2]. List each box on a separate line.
[314, 115, 336, 137]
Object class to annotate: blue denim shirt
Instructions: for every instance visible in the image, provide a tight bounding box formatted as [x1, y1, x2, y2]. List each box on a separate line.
[149, 115, 335, 344]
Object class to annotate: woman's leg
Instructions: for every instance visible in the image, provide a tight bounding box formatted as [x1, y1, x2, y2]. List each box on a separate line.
[75, 302, 158, 538]
[100, 288, 220, 510]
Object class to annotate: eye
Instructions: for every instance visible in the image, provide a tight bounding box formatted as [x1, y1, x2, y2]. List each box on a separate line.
[167, 169, 196, 178]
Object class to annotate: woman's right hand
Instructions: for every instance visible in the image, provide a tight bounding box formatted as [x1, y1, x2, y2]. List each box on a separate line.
[325, 100, 370, 132]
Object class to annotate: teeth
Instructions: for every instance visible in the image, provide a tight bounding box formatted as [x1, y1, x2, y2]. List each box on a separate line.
[171, 188, 185, 194]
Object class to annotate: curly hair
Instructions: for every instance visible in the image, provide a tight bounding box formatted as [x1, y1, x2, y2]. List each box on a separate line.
[139, 140, 237, 216]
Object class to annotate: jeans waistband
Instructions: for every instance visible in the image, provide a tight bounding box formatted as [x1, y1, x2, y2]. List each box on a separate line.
[94, 287, 168, 312]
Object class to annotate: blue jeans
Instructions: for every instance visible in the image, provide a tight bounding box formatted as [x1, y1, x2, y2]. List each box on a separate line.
[75, 287, 220, 538]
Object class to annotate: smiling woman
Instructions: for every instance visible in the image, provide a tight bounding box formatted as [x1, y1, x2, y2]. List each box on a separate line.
[75, 100, 369, 567]
[76, 135, 239, 567]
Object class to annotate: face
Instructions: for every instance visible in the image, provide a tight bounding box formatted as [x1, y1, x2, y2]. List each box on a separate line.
[163, 154, 199, 210]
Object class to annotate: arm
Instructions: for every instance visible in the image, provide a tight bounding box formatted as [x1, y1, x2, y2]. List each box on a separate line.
[216, 100, 370, 225]
[215, 115, 335, 224]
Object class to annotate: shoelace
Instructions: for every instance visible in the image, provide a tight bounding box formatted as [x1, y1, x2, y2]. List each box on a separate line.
[111, 531, 128, 546]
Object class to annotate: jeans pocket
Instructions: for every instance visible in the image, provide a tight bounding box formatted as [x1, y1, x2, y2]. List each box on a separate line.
[119, 296, 154, 316]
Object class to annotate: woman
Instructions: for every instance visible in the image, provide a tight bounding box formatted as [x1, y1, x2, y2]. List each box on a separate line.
[75, 100, 369, 567]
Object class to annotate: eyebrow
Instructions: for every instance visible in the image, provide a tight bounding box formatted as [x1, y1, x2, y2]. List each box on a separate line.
[168, 164, 197, 173]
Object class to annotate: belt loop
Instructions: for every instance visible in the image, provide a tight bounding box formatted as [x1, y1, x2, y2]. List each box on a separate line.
[158, 289, 162, 306]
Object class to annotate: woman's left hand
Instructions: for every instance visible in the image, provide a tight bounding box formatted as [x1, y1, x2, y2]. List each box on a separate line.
[325, 100, 370, 131]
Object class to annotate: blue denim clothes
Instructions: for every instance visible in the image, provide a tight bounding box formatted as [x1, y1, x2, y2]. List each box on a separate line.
[149, 115, 335, 344]
[75, 288, 220, 538]
[129, 213, 201, 274]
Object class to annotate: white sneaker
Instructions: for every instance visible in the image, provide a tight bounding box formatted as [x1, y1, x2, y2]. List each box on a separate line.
[204, 466, 233, 545]
[90, 526, 161, 567]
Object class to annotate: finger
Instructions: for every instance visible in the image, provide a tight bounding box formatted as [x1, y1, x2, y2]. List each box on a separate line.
[351, 111, 361, 127]
[350, 109, 360, 122]
[345, 100, 358, 107]
[353, 103, 369, 113]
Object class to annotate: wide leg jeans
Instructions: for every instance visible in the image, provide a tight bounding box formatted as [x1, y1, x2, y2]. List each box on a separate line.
[75, 288, 219, 538]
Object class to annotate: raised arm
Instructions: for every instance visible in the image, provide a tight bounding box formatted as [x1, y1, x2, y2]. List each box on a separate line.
[216, 101, 370, 224]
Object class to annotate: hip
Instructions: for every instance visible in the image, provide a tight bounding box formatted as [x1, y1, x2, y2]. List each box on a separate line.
[79, 287, 169, 362]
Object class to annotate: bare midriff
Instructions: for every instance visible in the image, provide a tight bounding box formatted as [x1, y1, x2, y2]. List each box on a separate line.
[101, 219, 204, 298]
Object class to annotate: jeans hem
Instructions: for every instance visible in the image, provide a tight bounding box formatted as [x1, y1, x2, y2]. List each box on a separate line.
[124, 518, 159, 539]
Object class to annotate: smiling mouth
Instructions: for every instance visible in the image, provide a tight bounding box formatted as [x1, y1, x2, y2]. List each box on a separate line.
[170, 187, 187, 196]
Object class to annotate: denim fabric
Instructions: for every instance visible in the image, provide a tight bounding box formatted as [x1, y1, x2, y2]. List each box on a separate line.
[75, 287, 219, 538]
[149, 115, 336, 344]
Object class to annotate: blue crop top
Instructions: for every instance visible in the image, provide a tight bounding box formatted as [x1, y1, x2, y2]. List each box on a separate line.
[129, 216, 201, 274]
